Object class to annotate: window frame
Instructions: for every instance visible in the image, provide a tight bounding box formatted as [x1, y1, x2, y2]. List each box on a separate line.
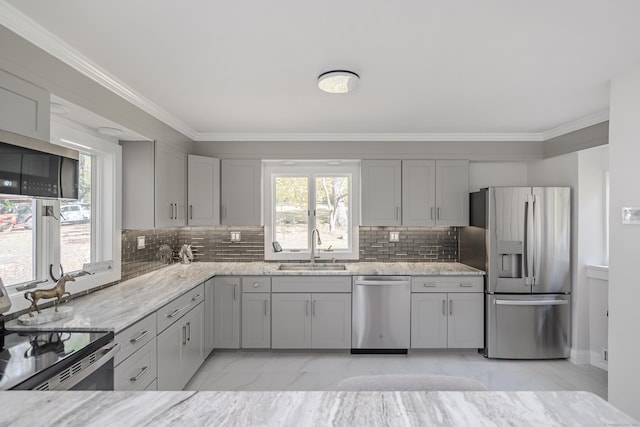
[263, 160, 360, 261]
[4, 118, 121, 314]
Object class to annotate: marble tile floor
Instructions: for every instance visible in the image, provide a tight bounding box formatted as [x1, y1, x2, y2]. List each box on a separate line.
[186, 351, 608, 399]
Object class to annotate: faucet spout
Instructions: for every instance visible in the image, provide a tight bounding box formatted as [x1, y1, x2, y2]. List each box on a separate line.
[310, 228, 322, 264]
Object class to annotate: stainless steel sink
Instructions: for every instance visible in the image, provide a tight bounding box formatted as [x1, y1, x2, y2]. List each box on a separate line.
[278, 263, 347, 271]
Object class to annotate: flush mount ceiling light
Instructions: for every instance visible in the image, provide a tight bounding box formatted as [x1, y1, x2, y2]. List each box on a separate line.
[97, 126, 123, 137]
[317, 70, 360, 94]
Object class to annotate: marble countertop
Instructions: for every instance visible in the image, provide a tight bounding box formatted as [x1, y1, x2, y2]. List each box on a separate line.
[0, 390, 635, 426]
[6, 262, 482, 334]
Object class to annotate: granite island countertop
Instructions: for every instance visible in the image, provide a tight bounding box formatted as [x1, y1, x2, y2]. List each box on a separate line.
[0, 390, 635, 427]
[6, 262, 483, 334]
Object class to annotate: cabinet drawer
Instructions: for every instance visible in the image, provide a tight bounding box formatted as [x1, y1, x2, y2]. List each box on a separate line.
[157, 283, 205, 333]
[114, 337, 157, 391]
[272, 276, 351, 293]
[242, 276, 271, 293]
[411, 276, 483, 293]
[114, 312, 157, 365]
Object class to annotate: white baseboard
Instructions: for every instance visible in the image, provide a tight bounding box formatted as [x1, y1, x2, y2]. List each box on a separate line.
[590, 350, 609, 371]
[569, 349, 591, 365]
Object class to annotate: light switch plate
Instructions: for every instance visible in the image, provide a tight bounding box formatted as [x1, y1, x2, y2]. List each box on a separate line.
[389, 231, 400, 242]
[622, 207, 640, 224]
[137, 236, 145, 249]
[230, 231, 241, 242]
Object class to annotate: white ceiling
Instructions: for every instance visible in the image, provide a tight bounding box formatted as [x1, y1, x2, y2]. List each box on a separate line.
[3, 0, 640, 141]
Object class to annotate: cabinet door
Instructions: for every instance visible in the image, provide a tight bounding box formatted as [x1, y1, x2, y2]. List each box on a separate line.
[447, 293, 484, 348]
[155, 145, 186, 227]
[213, 277, 240, 349]
[241, 293, 271, 348]
[271, 293, 312, 349]
[402, 160, 436, 226]
[221, 159, 262, 225]
[411, 293, 448, 348]
[0, 69, 50, 141]
[361, 160, 401, 226]
[435, 160, 469, 226]
[182, 303, 205, 381]
[188, 155, 220, 226]
[204, 278, 215, 357]
[156, 319, 185, 390]
[311, 293, 351, 349]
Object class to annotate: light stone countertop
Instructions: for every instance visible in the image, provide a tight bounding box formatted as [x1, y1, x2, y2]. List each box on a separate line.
[6, 262, 483, 334]
[0, 390, 635, 427]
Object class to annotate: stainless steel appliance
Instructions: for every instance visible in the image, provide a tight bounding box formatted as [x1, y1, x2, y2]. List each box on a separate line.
[0, 278, 117, 390]
[461, 187, 571, 359]
[0, 129, 79, 199]
[352, 276, 411, 354]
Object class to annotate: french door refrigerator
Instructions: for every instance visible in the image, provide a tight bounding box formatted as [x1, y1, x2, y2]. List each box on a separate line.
[460, 187, 571, 359]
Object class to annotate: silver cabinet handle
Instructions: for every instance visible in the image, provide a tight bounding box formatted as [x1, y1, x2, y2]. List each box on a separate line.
[129, 330, 149, 344]
[167, 307, 184, 318]
[130, 366, 149, 383]
[233, 284, 238, 301]
[190, 204, 193, 220]
[191, 294, 201, 301]
[265, 299, 268, 316]
[306, 300, 310, 316]
[396, 206, 400, 220]
[182, 325, 187, 345]
[313, 300, 317, 317]
[442, 300, 446, 316]
[459, 283, 473, 287]
[423, 283, 437, 287]
[437, 206, 440, 220]
[187, 322, 191, 342]
[450, 300, 453, 315]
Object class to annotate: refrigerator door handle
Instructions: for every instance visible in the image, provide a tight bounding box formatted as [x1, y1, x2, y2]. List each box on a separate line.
[531, 194, 537, 286]
[494, 299, 568, 306]
[523, 200, 531, 285]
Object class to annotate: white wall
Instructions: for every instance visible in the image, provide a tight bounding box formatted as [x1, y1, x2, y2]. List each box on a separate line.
[527, 153, 586, 363]
[468, 162, 528, 191]
[608, 63, 640, 419]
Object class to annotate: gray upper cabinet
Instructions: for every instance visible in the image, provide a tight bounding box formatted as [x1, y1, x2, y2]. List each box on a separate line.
[221, 159, 262, 225]
[401, 159, 469, 227]
[361, 160, 402, 226]
[435, 160, 469, 226]
[187, 154, 220, 226]
[121, 140, 186, 229]
[0, 68, 49, 141]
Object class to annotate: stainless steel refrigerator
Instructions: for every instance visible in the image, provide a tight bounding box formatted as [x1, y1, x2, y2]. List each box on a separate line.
[460, 187, 571, 359]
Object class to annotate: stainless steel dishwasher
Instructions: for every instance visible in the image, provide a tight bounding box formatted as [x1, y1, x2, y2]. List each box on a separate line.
[352, 276, 411, 354]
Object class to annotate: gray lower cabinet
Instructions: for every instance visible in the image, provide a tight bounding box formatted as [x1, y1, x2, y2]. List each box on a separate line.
[271, 293, 351, 349]
[241, 293, 271, 348]
[114, 338, 157, 391]
[411, 292, 483, 349]
[157, 302, 204, 390]
[214, 277, 241, 349]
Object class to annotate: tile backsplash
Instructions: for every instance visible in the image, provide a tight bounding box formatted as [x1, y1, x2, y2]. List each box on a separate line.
[121, 226, 459, 280]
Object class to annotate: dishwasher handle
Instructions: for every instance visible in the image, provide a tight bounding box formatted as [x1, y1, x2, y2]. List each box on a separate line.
[354, 279, 410, 286]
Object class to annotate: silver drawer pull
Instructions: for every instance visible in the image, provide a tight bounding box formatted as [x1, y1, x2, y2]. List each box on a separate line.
[191, 294, 201, 301]
[423, 283, 437, 287]
[459, 283, 474, 287]
[129, 330, 149, 344]
[167, 307, 184, 318]
[130, 366, 149, 382]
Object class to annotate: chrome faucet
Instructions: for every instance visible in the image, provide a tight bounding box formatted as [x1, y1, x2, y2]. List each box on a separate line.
[310, 228, 322, 264]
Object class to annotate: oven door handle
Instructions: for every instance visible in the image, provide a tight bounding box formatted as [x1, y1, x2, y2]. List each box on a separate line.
[50, 342, 120, 391]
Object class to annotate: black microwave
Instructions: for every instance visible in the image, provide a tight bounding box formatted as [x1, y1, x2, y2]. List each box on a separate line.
[0, 129, 79, 199]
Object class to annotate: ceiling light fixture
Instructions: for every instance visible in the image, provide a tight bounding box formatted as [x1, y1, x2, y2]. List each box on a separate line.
[318, 70, 360, 94]
[97, 127, 123, 137]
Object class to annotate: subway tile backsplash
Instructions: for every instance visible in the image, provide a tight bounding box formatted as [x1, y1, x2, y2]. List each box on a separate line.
[121, 226, 459, 281]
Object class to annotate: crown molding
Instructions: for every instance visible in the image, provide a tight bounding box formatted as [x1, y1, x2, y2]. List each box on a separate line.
[0, 1, 197, 140]
[542, 110, 609, 140]
[0, 1, 609, 144]
[193, 132, 544, 142]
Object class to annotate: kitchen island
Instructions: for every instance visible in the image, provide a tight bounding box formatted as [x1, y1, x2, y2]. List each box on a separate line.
[0, 390, 635, 426]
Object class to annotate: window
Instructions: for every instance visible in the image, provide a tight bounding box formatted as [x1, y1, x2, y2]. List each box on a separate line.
[1, 117, 122, 314]
[264, 161, 359, 261]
